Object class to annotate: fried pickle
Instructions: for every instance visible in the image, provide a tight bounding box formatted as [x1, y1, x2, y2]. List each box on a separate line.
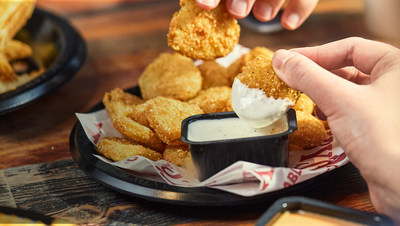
[97, 137, 162, 162]
[293, 93, 315, 115]
[227, 47, 274, 83]
[168, 0, 240, 60]
[138, 53, 202, 101]
[128, 102, 151, 128]
[145, 97, 203, 145]
[163, 145, 194, 170]
[235, 55, 300, 102]
[103, 88, 144, 118]
[289, 111, 328, 148]
[111, 116, 165, 152]
[197, 60, 231, 89]
[188, 86, 232, 113]
[231, 55, 301, 128]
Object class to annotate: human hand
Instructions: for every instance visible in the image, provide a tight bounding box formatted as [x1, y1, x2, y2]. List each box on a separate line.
[272, 37, 400, 223]
[196, 0, 318, 30]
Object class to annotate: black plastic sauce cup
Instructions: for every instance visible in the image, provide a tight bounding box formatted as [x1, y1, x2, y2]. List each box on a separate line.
[181, 109, 297, 181]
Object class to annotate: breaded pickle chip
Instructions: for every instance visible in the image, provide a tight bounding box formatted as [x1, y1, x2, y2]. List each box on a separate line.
[228, 46, 274, 83]
[168, 0, 240, 60]
[111, 116, 165, 152]
[139, 53, 202, 101]
[293, 93, 315, 114]
[103, 88, 144, 118]
[146, 97, 203, 145]
[198, 61, 231, 89]
[163, 145, 194, 170]
[188, 86, 232, 113]
[289, 111, 328, 148]
[235, 55, 301, 102]
[97, 137, 162, 161]
[128, 102, 150, 128]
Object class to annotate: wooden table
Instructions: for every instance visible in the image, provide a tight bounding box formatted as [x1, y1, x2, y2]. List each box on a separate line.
[0, 0, 399, 224]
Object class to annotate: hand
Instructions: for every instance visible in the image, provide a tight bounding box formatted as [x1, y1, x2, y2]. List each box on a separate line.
[272, 37, 400, 223]
[196, 0, 318, 30]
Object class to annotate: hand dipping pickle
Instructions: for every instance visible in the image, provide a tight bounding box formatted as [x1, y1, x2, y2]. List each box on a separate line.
[181, 110, 297, 181]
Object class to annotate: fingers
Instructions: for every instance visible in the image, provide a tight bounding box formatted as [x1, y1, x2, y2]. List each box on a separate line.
[196, 0, 221, 10]
[272, 49, 358, 113]
[252, 0, 285, 22]
[225, 0, 256, 19]
[290, 37, 400, 77]
[281, 0, 318, 30]
[330, 67, 371, 85]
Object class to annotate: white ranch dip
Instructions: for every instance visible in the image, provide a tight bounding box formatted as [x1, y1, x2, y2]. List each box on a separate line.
[231, 78, 294, 128]
[187, 116, 288, 142]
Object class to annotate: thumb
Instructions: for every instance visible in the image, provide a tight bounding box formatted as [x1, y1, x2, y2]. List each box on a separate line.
[272, 49, 357, 112]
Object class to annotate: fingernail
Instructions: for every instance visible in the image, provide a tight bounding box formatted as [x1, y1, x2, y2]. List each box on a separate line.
[198, 0, 216, 6]
[253, 2, 272, 20]
[229, 0, 248, 16]
[286, 13, 300, 29]
[272, 49, 295, 76]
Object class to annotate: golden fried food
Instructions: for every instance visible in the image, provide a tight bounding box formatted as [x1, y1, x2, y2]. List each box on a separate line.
[0, 54, 15, 81]
[227, 47, 274, 83]
[235, 55, 300, 102]
[168, 0, 240, 60]
[0, 67, 43, 94]
[3, 39, 32, 61]
[289, 111, 328, 148]
[197, 60, 231, 89]
[111, 116, 165, 152]
[128, 102, 150, 128]
[138, 53, 202, 101]
[97, 137, 162, 162]
[188, 86, 232, 113]
[0, 0, 35, 50]
[145, 96, 203, 145]
[103, 88, 144, 118]
[163, 145, 194, 170]
[293, 93, 315, 114]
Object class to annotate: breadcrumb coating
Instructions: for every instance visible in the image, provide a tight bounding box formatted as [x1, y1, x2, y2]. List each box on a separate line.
[163, 145, 194, 171]
[289, 111, 328, 148]
[228, 46, 274, 83]
[139, 53, 202, 101]
[111, 116, 165, 152]
[103, 88, 144, 118]
[97, 137, 162, 162]
[188, 86, 232, 113]
[168, 0, 240, 60]
[293, 93, 315, 114]
[235, 55, 301, 102]
[145, 97, 203, 145]
[198, 60, 231, 89]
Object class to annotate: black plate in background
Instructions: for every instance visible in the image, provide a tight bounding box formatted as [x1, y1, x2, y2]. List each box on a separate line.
[70, 86, 341, 206]
[0, 8, 86, 116]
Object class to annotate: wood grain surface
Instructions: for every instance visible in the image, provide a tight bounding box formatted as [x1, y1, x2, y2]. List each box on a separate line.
[1, 0, 399, 224]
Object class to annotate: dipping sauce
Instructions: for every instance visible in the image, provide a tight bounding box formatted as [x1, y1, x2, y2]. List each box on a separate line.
[187, 115, 288, 142]
[269, 210, 363, 226]
[231, 78, 294, 128]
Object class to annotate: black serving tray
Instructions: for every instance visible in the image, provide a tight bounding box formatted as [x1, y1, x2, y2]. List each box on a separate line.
[69, 86, 345, 206]
[0, 8, 86, 116]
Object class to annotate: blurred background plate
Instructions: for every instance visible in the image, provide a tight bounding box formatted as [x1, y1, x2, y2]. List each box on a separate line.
[0, 8, 86, 116]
